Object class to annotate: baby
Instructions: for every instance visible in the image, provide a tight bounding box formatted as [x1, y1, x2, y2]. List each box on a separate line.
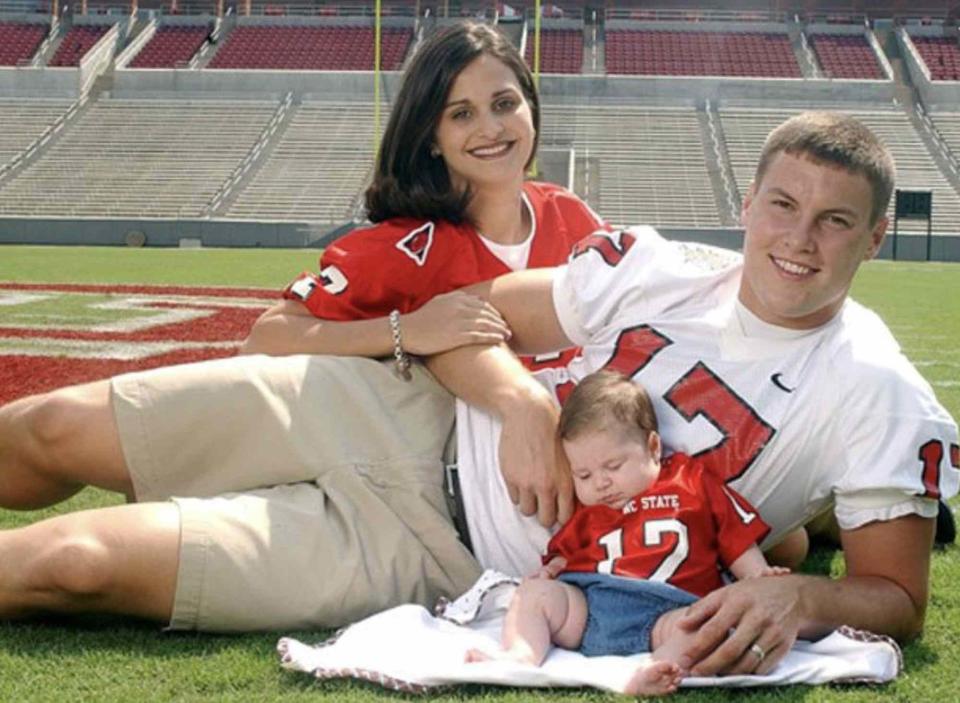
[467, 369, 788, 696]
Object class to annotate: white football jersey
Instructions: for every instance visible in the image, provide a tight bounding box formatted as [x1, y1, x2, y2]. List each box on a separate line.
[551, 227, 959, 543]
[457, 228, 959, 575]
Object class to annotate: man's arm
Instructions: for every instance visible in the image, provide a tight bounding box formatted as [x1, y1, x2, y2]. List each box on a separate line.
[676, 513, 933, 676]
[241, 291, 509, 357]
[426, 267, 576, 527]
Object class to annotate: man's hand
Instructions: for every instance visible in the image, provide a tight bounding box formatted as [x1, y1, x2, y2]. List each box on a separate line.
[497, 378, 574, 528]
[674, 574, 805, 676]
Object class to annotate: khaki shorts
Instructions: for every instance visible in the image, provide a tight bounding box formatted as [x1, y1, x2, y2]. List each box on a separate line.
[112, 354, 480, 632]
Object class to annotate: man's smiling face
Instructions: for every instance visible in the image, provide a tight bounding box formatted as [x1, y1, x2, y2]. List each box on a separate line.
[738, 151, 888, 330]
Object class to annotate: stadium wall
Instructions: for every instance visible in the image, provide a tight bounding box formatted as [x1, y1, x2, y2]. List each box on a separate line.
[0, 218, 320, 247]
[3, 218, 956, 261]
[109, 69, 897, 104]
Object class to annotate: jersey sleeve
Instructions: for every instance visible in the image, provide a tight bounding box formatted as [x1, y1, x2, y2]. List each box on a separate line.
[703, 473, 771, 568]
[282, 221, 449, 321]
[832, 336, 960, 530]
[551, 228, 741, 347]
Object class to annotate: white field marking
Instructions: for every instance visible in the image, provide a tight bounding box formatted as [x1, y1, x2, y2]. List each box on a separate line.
[933, 380, 960, 388]
[914, 360, 960, 368]
[0, 292, 53, 306]
[895, 334, 953, 342]
[0, 291, 270, 333]
[0, 336, 239, 361]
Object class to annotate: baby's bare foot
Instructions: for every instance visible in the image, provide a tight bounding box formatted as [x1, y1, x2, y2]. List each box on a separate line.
[464, 648, 493, 663]
[624, 660, 682, 696]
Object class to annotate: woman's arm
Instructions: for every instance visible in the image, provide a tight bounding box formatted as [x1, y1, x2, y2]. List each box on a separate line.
[427, 268, 577, 528]
[240, 290, 511, 357]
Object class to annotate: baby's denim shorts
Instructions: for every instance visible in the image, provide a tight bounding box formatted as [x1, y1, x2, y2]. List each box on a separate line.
[558, 572, 698, 657]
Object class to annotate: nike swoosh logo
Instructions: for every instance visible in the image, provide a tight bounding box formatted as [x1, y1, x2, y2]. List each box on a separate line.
[771, 373, 795, 393]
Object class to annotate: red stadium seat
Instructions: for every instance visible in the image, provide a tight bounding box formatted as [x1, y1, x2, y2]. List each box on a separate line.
[129, 25, 210, 69]
[605, 29, 801, 77]
[0, 22, 47, 66]
[208, 24, 413, 71]
[49, 24, 111, 67]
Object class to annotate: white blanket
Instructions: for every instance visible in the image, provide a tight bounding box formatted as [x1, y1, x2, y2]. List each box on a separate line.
[278, 571, 902, 694]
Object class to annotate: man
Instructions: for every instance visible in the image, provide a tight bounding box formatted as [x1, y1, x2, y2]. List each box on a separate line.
[427, 111, 959, 675]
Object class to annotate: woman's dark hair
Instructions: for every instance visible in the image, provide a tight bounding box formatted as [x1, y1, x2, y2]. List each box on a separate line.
[364, 21, 540, 224]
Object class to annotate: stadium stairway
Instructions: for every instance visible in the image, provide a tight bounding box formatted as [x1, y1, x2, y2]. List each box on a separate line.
[32, 14, 70, 67]
[886, 47, 960, 201]
[202, 92, 296, 217]
[587, 13, 603, 75]
[701, 101, 741, 227]
[787, 19, 819, 78]
[193, 14, 235, 70]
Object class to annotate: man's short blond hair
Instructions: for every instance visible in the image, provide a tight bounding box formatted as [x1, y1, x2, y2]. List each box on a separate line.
[755, 111, 895, 225]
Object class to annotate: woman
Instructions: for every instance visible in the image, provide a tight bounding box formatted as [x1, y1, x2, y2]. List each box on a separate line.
[242, 21, 601, 366]
[0, 23, 605, 632]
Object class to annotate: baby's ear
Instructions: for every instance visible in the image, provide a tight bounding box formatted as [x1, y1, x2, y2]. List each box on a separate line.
[648, 431, 662, 463]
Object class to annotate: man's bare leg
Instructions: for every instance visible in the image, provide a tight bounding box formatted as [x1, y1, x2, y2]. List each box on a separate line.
[0, 502, 179, 622]
[0, 381, 133, 509]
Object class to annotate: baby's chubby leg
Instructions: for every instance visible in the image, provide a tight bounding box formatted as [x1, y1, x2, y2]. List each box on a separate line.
[465, 578, 587, 666]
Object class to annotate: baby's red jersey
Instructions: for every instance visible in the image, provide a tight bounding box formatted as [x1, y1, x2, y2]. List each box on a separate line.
[546, 453, 771, 597]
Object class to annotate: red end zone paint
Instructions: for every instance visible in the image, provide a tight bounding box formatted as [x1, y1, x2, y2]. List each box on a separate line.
[0, 283, 277, 404]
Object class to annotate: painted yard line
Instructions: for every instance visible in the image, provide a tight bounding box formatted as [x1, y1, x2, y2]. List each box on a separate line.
[0, 295, 268, 333]
[0, 293, 52, 306]
[0, 337, 240, 360]
[0, 282, 278, 299]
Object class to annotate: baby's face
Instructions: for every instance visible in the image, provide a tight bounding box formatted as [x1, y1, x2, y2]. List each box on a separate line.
[563, 427, 661, 510]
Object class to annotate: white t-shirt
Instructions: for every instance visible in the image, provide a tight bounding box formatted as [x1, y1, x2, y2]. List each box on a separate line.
[477, 192, 536, 271]
[457, 227, 960, 576]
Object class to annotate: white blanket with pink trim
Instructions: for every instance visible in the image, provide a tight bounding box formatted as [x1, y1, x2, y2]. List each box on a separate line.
[278, 571, 901, 694]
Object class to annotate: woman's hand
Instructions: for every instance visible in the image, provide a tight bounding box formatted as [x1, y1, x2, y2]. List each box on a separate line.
[401, 291, 511, 355]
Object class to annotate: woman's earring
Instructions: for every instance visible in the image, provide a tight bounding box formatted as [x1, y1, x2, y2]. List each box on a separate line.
[430, 145, 441, 158]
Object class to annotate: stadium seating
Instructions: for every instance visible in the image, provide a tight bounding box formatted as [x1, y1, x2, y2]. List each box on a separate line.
[0, 98, 277, 218]
[910, 36, 960, 81]
[540, 104, 721, 227]
[224, 101, 379, 222]
[0, 22, 47, 66]
[49, 24, 111, 67]
[129, 25, 210, 68]
[808, 33, 884, 79]
[605, 30, 801, 77]
[208, 25, 412, 71]
[524, 28, 583, 74]
[0, 99, 72, 169]
[720, 103, 960, 236]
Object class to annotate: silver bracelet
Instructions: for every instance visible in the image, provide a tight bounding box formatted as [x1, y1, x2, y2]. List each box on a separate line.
[389, 309, 412, 381]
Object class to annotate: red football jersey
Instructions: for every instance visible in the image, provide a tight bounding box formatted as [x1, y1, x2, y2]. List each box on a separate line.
[546, 453, 770, 597]
[282, 182, 606, 370]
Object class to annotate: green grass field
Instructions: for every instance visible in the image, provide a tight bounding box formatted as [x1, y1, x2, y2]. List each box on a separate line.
[0, 246, 958, 702]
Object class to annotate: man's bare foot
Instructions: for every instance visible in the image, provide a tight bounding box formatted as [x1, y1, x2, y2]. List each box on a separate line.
[624, 660, 682, 696]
